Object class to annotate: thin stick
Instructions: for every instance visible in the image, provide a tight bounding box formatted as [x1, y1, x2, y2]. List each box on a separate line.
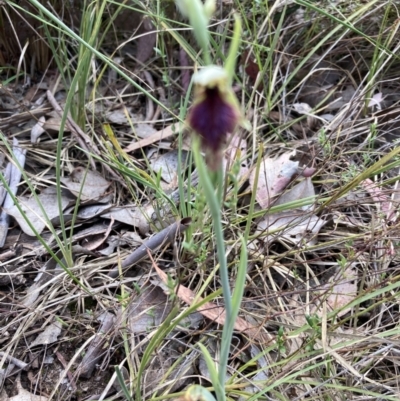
[107, 218, 191, 279]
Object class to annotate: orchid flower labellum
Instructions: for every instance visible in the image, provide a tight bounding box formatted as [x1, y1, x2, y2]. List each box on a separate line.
[188, 65, 244, 169]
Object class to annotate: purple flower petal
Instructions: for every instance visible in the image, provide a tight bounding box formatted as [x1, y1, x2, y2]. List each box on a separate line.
[188, 87, 238, 152]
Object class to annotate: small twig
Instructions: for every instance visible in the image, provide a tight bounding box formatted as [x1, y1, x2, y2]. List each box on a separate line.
[124, 124, 176, 153]
[107, 217, 191, 279]
[0, 138, 27, 248]
[0, 247, 19, 261]
[0, 352, 28, 370]
[55, 352, 77, 391]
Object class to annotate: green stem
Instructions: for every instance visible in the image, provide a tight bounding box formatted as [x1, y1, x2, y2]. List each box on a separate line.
[192, 137, 232, 401]
[193, 139, 232, 318]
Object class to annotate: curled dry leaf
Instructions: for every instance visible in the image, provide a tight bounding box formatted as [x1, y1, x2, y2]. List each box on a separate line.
[30, 115, 46, 143]
[61, 167, 111, 201]
[42, 115, 71, 132]
[250, 151, 304, 209]
[361, 178, 395, 222]
[5, 187, 70, 236]
[81, 218, 114, 251]
[368, 92, 383, 110]
[291, 102, 313, 114]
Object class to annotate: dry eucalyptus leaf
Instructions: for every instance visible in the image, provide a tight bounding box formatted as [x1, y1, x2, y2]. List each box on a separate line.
[368, 92, 383, 110]
[124, 124, 176, 152]
[325, 85, 357, 111]
[0, 389, 8, 401]
[258, 211, 326, 246]
[105, 107, 140, 125]
[134, 123, 157, 139]
[81, 219, 113, 251]
[292, 102, 312, 114]
[61, 167, 111, 201]
[150, 150, 187, 183]
[30, 116, 46, 143]
[314, 266, 357, 317]
[240, 345, 269, 400]
[257, 178, 325, 246]
[30, 321, 62, 347]
[77, 203, 112, 220]
[249, 151, 300, 209]
[102, 206, 147, 229]
[102, 203, 156, 234]
[274, 177, 315, 207]
[152, 262, 272, 343]
[199, 338, 230, 383]
[42, 116, 71, 132]
[6, 189, 70, 236]
[128, 285, 173, 333]
[99, 231, 142, 256]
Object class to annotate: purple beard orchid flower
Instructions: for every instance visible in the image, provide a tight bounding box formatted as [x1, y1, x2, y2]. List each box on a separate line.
[188, 66, 244, 170]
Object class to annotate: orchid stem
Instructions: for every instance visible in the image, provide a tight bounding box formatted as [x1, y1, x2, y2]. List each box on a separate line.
[193, 137, 233, 400]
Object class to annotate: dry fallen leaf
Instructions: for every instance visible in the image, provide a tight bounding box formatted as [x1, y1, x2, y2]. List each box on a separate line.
[99, 231, 142, 256]
[30, 115, 46, 143]
[313, 265, 357, 317]
[250, 151, 305, 209]
[61, 167, 111, 201]
[30, 321, 62, 347]
[6, 187, 70, 236]
[257, 178, 325, 246]
[105, 106, 142, 125]
[102, 204, 155, 234]
[128, 285, 173, 333]
[134, 123, 157, 139]
[124, 124, 176, 152]
[4, 376, 48, 401]
[151, 258, 273, 343]
[42, 115, 71, 132]
[150, 150, 188, 184]
[258, 211, 326, 246]
[136, 15, 156, 64]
